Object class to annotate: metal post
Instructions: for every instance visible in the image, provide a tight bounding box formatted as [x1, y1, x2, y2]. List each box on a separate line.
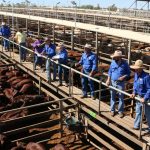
[69, 67, 71, 96]
[71, 70, 74, 95]
[128, 39, 131, 65]
[26, 19, 28, 35]
[135, 0, 137, 17]
[95, 32, 99, 66]
[48, 58, 51, 84]
[19, 44, 22, 63]
[38, 21, 40, 36]
[39, 77, 41, 95]
[53, 24, 55, 43]
[98, 81, 101, 115]
[33, 54, 35, 72]
[139, 104, 144, 139]
[59, 100, 63, 138]
[71, 27, 74, 50]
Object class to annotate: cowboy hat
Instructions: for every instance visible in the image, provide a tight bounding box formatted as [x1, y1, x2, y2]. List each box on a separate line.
[130, 60, 145, 69]
[84, 43, 91, 49]
[111, 50, 125, 58]
[1, 22, 5, 26]
[44, 37, 51, 42]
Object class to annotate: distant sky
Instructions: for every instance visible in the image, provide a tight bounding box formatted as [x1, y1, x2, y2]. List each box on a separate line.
[4, 0, 150, 9]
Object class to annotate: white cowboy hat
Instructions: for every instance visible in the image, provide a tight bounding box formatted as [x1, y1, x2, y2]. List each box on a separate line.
[130, 60, 145, 69]
[111, 50, 125, 58]
[84, 44, 91, 49]
[1, 22, 5, 26]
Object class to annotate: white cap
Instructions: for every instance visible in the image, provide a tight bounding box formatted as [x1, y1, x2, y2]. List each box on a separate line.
[84, 44, 91, 49]
[2, 22, 5, 26]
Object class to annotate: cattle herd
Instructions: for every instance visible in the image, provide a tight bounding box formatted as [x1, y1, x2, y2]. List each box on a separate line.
[0, 61, 68, 149]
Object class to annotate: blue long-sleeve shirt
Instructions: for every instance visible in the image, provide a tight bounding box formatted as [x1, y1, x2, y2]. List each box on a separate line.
[42, 44, 56, 58]
[0, 25, 11, 37]
[58, 48, 68, 64]
[133, 71, 150, 102]
[108, 60, 130, 81]
[79, 52, 97, 72]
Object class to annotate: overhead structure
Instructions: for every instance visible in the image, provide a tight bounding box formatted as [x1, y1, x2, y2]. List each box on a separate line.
[135, 0, 150, 10]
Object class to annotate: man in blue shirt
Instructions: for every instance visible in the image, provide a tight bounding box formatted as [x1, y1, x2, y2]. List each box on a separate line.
[42, 38, 56, 81]
[76, 44, 97, 100]
[130, 60, 150, 130]
[52, 43, 68, 86]
[106, 50, 130, 117]
[0, 22, 11, 51]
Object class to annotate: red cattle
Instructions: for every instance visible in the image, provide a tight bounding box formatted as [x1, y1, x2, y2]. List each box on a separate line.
[26, 142, 45, 150]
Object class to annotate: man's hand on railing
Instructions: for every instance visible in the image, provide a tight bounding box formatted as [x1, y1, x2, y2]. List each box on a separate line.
[106, 77, 111, 86]
[140, 98, 145, 103]
[130, 93, 135, 99]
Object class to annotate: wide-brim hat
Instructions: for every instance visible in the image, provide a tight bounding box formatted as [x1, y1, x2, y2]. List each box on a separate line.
[44, 37, 51, 42]
[130, 60, 145, 69]
[84, 44, 91, 49]
[56, 42, 64, 50]
[111, 50, 125, 58]
[37, 35, 43, 39]
[1, 22, 5, 26]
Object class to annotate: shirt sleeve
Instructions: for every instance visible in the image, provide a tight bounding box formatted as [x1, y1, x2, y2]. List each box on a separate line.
[144, 75, 150, 101]
[92, 54, 97, 71]
[79, 55, 83, 65]
[108, 63, 112, 77]
[125, 62, 131, 79]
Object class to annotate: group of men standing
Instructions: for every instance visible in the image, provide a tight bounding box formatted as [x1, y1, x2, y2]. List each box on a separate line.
[0, 22, 150, 131]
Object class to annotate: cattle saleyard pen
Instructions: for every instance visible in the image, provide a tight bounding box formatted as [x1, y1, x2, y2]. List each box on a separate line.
[0, 5, 150, 150]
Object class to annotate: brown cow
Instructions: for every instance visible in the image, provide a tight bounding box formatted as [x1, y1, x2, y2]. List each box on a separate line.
[14, 79, 32, 90]
[53, 144, 68, 150]
[26, 142, 45, 150]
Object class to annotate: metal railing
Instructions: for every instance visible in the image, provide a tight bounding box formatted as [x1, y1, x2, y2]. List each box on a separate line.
[1, 7, 150, 34]
[0, 36, 147, 139]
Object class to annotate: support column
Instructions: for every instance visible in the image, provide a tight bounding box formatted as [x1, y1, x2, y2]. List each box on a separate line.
[128, 39, 132, 65]
[71, 27, 74, 50]
[95, 32, 99, 65]
[38, 20, 40, 36]
[26, 19, 28, 31]
[16, 17, 18, 29]
[53, 24, 55, 43]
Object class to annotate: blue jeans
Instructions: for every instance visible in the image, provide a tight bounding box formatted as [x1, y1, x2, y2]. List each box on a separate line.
[134, 100, 150, 129]
[19, 43, 26, 61]
[58, 64, 67, 84]
[81, 70, 94, 96]
[3, 37, 9, 50]
[110, 80, 125, 113]
[34, 54, 42, 69]
[46, 59, 57, 81]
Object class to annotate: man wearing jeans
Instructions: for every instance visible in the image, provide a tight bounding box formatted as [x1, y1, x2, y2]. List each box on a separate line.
[0, 22, 11, 51]
[76, 44, 97, 100]
[42, 37, 56, 81]
[52, 43, 68, 86]
[106, 50, 130, 118]
[14, 29, 27, 62]
[130, 60, 150, 130]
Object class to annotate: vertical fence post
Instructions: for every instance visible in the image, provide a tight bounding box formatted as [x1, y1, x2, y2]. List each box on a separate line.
[71, 70, 74, 95]
[39, 77, 41, 95]
[48, 58, 51, 84]
[98, 80, 102, 115]
[139, 104, 144, 139]
[33, 53, 35, 73]
[19, 44, 22, 63]
[1, 37, 3, 52]
[59, 100, 63, 138]
[69, 67, 71, 96]
[9, 39, 11, 58]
